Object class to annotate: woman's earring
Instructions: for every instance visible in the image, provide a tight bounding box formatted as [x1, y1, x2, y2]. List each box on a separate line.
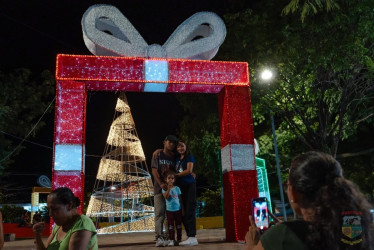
[290, 200, 294, 203]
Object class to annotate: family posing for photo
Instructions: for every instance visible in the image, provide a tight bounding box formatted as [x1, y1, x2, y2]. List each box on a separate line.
[151, 135, 198, 247]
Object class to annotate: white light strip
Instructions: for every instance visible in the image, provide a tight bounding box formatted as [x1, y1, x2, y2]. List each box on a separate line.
[54, 144, 83, 171]
[144, 60, 169, 92]
[221, 144, 255, 172]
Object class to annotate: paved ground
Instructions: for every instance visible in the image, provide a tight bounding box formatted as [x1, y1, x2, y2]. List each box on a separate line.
[3, 228, 245, 249]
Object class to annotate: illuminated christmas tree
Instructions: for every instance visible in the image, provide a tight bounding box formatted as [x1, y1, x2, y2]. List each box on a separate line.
[86, 93, 154, 233]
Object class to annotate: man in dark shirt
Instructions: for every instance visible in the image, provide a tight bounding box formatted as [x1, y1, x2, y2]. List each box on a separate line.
[151, 135, 177, 247]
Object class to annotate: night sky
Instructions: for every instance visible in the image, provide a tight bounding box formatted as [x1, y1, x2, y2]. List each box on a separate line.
[0, 0, 236, 203]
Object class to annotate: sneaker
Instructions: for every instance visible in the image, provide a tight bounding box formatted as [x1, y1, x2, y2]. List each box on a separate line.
[167, 240, 175, 246]
[156, 238, 165, 247]
[179, 237, 189, 246]
[179, 237, 198, 246]
[163, 239, 171, 247]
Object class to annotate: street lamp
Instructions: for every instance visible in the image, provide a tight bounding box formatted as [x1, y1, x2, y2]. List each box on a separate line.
[261, 69, 273, 81]
[260, 69, 288, 221]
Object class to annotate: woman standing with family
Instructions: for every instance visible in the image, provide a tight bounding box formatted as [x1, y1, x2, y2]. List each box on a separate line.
[175, 139, 198, 246]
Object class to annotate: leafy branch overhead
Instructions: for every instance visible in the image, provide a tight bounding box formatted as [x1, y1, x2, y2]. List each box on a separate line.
[220, 0, 374, 157]
[282, 0, 340, 22]
[176, 0, 374, 202]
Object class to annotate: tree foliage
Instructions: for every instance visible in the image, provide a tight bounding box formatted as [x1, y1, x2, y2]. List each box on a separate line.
[282, 0, 340, 22]
[198, 187, 223, 217]
[176, 94, 221, 189]
[0, 68, 55, 200]
[176, 0, 374, 201]
[221, 0, 374, 157]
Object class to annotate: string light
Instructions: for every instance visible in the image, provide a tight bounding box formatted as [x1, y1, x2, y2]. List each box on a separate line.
[52, 171, 85, 213]
[218, 85, 258, 242]
[97, 216, 155, 234]
[55, 54, 249, 93]
[54, 52, 257, 240]
[86, 93, 154, 233]
[256, 157, 272, 212]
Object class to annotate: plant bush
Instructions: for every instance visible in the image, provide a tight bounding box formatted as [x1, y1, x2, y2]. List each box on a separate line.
[198, 188, 222, 217]
[0, 205, 25, 223]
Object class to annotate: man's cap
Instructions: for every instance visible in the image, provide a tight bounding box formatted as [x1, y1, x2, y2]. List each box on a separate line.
[164, 135, 178, 142]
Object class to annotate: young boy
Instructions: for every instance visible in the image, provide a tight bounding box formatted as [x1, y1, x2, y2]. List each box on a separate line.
[162, 171, 184, 246]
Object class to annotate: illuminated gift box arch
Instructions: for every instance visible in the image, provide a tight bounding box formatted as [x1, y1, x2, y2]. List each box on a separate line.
[53, 53, 258, 241]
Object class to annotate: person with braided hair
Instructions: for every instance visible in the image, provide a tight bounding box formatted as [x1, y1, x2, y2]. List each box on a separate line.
[33, 187, 98, 250]
[245, 151, 373, 250]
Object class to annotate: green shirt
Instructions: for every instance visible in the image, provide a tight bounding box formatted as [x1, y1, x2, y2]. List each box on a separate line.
[260, 221, 308, 250]
[48, 215, 98, 250]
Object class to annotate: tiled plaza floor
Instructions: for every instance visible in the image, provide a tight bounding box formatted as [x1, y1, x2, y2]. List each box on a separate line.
[3, 228, 245, 249]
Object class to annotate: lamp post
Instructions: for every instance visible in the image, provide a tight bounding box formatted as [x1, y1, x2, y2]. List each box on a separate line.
[260, 69, 288, 221]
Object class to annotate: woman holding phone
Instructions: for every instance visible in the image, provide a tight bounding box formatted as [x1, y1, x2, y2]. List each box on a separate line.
[245, 151, 373, 250]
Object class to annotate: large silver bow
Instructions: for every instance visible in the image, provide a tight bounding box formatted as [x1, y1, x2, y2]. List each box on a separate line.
[82, 5, 226, 60]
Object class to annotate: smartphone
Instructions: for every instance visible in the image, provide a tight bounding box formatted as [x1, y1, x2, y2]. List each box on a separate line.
[252, 197, 269, 233]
